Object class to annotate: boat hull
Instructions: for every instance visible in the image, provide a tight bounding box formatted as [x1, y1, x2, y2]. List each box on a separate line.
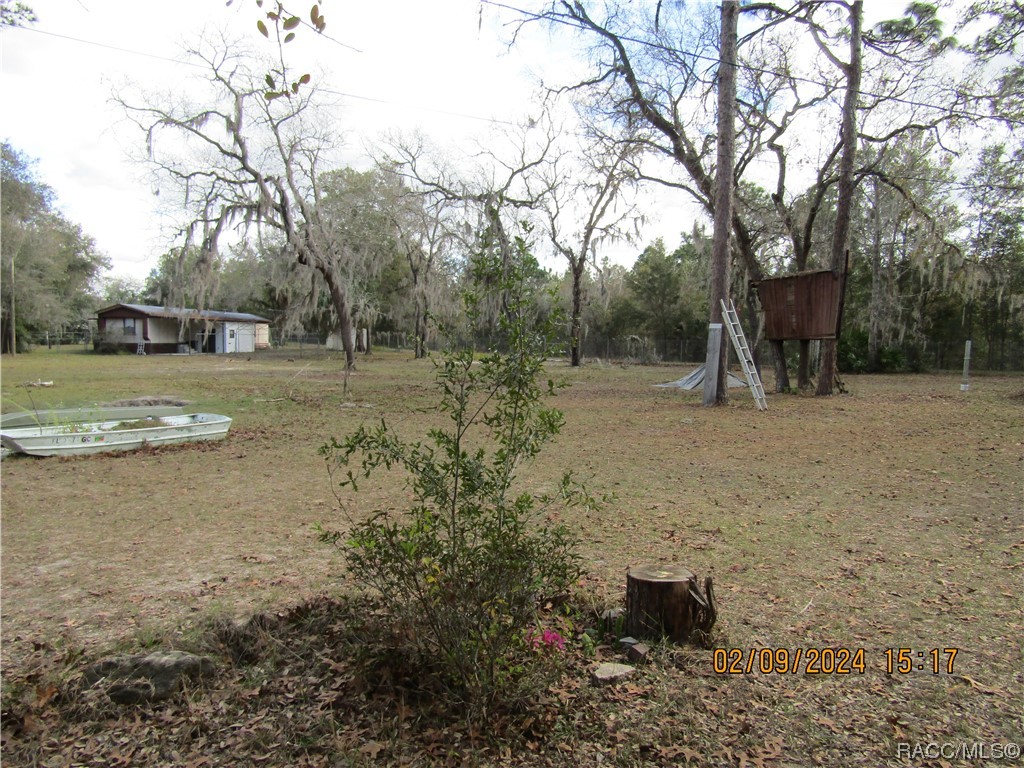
[0, 413, 231, 457]
[1, 405, 185, 429]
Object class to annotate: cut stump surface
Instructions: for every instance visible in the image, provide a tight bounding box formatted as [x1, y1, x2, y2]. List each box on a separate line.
[625, 564, 716, 645]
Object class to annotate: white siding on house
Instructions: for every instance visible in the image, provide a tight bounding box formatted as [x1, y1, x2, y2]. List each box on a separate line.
[147, 319, 180, 344]
[96, 304, 272, 354]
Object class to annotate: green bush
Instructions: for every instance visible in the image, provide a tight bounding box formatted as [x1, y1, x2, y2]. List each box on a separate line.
[839, 328, 908, 373]
[319, 236, 593, 716]
[838, 328, 869, 373]
[92, 333, 128, 355]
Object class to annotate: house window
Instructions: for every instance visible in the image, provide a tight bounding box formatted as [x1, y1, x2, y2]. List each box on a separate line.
[229, 330, 235, 339]
[123, 318, 136, 336]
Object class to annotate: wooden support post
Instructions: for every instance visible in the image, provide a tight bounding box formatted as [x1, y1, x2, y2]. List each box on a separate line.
[626, 564, 717, 646]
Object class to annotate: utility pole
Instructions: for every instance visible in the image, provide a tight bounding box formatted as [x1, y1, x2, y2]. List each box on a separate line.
[703, 0, 737, 406]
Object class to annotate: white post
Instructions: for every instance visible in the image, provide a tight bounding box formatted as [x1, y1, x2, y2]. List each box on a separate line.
[702, 324, 724, 406]
[960, 340, 972, 392]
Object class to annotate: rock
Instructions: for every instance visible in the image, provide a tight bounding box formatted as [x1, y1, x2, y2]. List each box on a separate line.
[209, 613, 278, 664]
[618, 636, 639, 647]
[601, 607, 625, 622]
[626, 642, 651, 664]
[591, 662, 636, 685]
[84, 650, 217, 705]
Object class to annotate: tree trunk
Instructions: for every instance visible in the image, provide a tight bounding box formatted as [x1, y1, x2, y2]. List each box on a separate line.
[867, 180, 884, 371]
[817, 0, 862, 396]
[868, 246, 882, 371]
[745, 282, 762, 377]
[414, 306, 423, 358]
[798, 340, 812, 388]
[626, 564, 717, 646]
[771, 340, 790, 392]
[415, 307, 428, 359]
[570, 259, 585, 367]
[411, 265, 429, 359]
[324, 273, 357, 370]
[704, 0, 738, 405]
[7, 256, 16, 356]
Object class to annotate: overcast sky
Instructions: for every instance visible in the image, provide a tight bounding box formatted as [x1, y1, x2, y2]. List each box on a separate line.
[2, 2, 984, 286]
[4, 0, 653, 283]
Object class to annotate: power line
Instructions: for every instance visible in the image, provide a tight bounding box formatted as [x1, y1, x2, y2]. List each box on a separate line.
[313, 86, 517, 126]
[15, 15, 1018, 134]
[737, 154, 1022, 194]
[11, 26, 210, 69]
[10, 18, 1016, 194]
[8, 24, 517, 127]
[480, 0, 1024, 127]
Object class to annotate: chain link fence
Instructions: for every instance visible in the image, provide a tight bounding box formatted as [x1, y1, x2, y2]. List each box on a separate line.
[13, 329, 1022, 372]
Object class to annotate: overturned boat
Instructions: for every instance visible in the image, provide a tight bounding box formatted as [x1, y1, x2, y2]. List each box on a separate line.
[0, 413, 231, 457]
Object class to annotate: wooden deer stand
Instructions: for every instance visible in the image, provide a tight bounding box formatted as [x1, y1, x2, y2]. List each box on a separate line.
[625, 564, 717, 646]
[755, 269, 844, 342]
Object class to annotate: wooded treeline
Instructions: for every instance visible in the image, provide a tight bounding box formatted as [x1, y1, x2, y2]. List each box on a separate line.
[3, 2, 1021, 376]
[1, 143, 109, 354]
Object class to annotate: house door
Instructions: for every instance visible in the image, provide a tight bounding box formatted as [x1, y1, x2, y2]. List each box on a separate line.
[221, 324, 239, 353]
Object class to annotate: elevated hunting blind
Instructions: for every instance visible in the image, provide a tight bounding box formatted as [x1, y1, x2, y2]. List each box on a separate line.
[754, 269, 844, 341]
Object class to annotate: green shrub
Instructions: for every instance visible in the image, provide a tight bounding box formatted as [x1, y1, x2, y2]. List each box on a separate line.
[92, 333, 128, 355]
[839, 328, 915, 373]
[319, 235, 594, 716]
[838, 328, 869, 373]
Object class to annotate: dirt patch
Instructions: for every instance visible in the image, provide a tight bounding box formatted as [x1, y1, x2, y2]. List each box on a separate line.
[106, 396, 192, 407]
[1, 354, 1021, 766]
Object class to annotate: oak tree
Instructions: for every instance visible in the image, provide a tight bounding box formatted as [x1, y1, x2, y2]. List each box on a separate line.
[117, 34, 362, 368]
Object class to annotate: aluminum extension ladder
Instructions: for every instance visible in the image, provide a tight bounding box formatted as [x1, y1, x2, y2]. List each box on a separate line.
[720, 299, 767, 411]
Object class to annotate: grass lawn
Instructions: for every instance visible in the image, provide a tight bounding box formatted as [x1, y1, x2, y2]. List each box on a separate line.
[1, 347, 1021, 766]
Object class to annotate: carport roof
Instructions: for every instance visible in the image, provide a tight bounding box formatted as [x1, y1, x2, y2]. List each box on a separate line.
[97, 304, 270, 324]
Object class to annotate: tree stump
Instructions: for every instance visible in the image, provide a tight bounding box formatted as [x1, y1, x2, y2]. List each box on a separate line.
[625, 564, 717, 646]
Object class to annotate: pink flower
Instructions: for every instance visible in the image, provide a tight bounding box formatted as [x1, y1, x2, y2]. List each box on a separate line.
[541, 629, 565, 651]
[527, 628, 565, 652]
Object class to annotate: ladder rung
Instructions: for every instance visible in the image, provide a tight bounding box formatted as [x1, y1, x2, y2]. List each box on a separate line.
[719, 298, 767, 410]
